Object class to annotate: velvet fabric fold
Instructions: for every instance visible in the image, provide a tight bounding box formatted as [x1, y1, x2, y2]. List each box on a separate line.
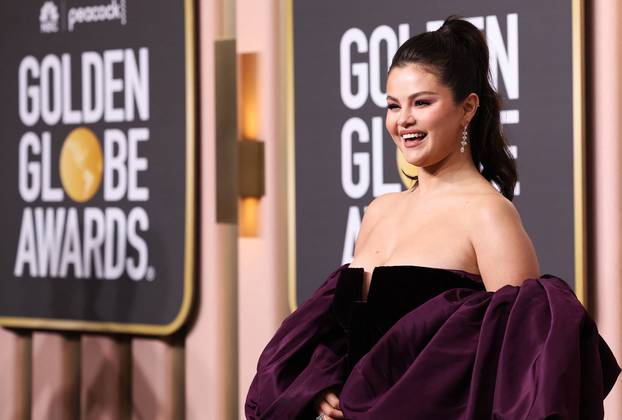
[245, 263, 620, 419]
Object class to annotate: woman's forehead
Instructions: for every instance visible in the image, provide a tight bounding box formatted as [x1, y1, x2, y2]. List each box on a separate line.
[387, 65, 446, 95]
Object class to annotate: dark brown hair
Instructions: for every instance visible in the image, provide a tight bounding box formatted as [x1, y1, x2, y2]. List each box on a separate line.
[390, 15, 517, 200]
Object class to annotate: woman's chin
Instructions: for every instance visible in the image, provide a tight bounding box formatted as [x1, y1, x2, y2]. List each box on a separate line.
[402, 154, 424, 168]
[401, 145, 425, 162]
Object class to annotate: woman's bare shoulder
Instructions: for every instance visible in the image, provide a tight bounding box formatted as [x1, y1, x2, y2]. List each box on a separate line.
[469, 190, 519, 218]
[366, 191, 404, 213]
[467, 191, 541, 291]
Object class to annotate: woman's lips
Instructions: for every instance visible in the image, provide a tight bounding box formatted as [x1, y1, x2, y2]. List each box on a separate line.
[402, 133, 427, 148]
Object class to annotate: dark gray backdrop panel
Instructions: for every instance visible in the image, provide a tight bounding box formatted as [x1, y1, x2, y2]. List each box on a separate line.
[293, 1, 574, 303]
[0, 0, 192, 331]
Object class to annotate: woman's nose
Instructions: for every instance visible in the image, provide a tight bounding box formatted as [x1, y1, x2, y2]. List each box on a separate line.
[398, 112, 415, 126]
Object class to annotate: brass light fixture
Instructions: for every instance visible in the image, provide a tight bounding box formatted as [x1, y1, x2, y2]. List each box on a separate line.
[238, 53, 265, 237]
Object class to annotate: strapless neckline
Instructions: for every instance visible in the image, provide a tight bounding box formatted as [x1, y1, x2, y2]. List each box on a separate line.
[344, 263, 483, 284]
[333, 264, 486, 374]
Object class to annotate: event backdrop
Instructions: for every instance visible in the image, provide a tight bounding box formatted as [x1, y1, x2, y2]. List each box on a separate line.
[0, 0, 196, 334]
[291, 0, 583, 305]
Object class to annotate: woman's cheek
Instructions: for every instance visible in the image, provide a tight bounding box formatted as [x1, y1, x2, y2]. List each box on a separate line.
[385, 115, 394, 130]
[385, 118, 397, 139]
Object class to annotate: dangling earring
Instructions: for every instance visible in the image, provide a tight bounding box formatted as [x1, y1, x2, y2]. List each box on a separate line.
[460, 125, 468, 153]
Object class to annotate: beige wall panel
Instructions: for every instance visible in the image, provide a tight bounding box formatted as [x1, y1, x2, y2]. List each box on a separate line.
[186, 0, 241, 417]
[186, 225, 238, 420]
[32, 333, 80, 420]
[81, 335, 131, 420]
[0, 329, 30, 420]
[591, 0, 622, 418]
[236, 0, 290, 417]
[132, 338, 184, 420]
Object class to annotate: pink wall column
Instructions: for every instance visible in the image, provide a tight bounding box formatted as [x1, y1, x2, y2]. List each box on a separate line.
[592, 0, 622, 418]
[0, 329, 30, 420]
[32, 333, 80, 420]
[81, 335, 130, 420]
[236, 0, 290, 417]
[186, 0, 241, 418]
[132, 338, 184, 420]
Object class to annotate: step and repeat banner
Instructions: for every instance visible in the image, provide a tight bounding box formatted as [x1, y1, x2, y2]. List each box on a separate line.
[0, 0, 196, 334]
[291, 0, 583, 305]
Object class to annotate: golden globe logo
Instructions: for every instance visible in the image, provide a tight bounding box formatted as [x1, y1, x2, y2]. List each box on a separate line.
[60, 127, 103, 202]
[14, 48, 154, 282]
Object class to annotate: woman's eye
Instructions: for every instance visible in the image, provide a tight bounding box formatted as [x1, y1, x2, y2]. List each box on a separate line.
[415, 100, 430, 106]
[387, 103, 399, 110]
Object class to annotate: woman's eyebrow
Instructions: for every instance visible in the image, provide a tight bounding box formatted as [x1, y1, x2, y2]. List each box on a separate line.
[386, 91, 438, 101]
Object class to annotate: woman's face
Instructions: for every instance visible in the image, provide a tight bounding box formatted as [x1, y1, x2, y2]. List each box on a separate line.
[385, 64, 466, 168]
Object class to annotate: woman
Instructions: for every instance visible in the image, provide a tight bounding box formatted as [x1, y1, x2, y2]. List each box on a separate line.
[246, 16, 621, 419]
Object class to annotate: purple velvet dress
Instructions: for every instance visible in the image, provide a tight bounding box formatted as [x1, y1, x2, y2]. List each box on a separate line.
[245, 263, 621, 419]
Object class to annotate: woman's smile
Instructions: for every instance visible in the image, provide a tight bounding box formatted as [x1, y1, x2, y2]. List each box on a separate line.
[400, 129, 428, 148]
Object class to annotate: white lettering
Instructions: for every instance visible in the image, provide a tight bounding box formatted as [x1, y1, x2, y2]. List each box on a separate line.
[104, 207, 126, 279]
[17, 49, 150, 126]
[83, 207, 105, 278]
[14, 208, 37, 277]
[126, 207, 149, 280]
[82, 52, 104, 123]
[41, 132, 63, 201]
[124, 48, 150, 121]
[103, 49, 124, 122]
[340, 28, 368, 110]
[369, 25, 397, 108]
[40, 54, 62, 126]
[58, 208, 83, 277]
[127, 128, 149, 201]
[371, 117, 401, 195]
[34, 207, 65, 277]
[342, 206, 362, 264]
[61, 54, 82, 124]
[487, 14, 519, 99]
[341, 117, 370, 199]
[104, 128, 127, 201]
[18, 132, 41, 202]
[18, 56, 40, 126]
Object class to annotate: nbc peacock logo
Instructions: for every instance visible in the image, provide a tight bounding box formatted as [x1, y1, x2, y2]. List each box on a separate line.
[39, 1, 59, 33]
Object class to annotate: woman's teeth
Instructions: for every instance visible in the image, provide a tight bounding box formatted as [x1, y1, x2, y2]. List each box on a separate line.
[402, 133, 427, 140]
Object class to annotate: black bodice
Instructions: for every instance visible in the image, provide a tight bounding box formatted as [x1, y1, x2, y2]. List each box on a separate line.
[330, 265, 486, 375]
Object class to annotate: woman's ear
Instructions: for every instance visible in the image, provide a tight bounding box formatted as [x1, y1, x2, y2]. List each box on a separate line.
[462, 93, 479, 125]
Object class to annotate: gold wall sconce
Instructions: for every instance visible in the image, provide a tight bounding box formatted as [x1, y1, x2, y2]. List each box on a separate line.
[238, 53, 265, 237]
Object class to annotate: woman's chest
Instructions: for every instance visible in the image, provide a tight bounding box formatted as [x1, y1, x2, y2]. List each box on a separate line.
[351, 203, 479, 300]
[360, 206, 475, 265]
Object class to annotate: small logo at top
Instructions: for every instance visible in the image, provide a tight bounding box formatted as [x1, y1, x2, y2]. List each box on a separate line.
[68, 0, 127, 32]
[40, 1, 60, 33]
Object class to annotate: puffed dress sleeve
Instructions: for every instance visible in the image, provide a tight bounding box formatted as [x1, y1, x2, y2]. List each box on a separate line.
[245, 264, 350, 419]
[338, 274, 621, 420]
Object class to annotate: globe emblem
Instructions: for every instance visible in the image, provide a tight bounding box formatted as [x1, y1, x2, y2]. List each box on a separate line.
[59, 127, 104, 202]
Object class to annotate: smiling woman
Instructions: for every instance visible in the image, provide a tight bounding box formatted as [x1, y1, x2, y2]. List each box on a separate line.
[245, 15, 620, 420]
[385, 20, 515, 200]
[386, 69, 475, 169]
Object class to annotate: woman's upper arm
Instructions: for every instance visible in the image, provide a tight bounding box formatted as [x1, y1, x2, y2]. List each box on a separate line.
[470, 196, 540, 292]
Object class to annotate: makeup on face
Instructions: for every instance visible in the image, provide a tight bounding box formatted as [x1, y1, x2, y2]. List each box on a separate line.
[385, 65, 462, 163]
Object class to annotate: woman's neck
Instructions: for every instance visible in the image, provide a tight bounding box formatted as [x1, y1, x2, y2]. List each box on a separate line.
[414, 152, 480, 196]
